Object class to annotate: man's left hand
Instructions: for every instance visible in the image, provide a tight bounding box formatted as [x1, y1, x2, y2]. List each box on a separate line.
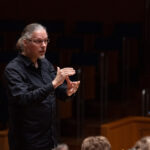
[66, 76, 80, 96]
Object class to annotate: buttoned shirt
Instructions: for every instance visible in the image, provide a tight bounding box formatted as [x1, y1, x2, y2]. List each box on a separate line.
[4, 54, 68, 150]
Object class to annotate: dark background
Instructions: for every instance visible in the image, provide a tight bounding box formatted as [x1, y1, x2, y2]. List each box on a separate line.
[0, 0, 149, 149]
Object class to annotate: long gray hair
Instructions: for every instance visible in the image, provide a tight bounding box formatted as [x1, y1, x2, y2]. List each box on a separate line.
[16, 23, 47, 51]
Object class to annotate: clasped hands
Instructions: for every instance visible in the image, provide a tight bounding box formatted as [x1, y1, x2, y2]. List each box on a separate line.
[52, 67, 80, 96]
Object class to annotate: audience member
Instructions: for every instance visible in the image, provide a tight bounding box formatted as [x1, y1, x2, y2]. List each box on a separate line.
[52, 143, 69, 150]
[81, 136, 111, 150]
[129, 136, 150, 150]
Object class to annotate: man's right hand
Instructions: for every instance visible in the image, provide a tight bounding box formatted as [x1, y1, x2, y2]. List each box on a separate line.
[52, 67, 76, 89]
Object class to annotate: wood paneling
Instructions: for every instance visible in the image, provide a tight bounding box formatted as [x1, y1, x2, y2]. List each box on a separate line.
[0, 129, 9, 150]
[101, 116, 150, 150]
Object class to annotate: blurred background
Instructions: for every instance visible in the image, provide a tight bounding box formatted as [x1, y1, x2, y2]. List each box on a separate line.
[0, 0, 150, 149]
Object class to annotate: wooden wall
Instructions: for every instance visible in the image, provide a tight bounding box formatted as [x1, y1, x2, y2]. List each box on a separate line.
[101, 116, 150, 150]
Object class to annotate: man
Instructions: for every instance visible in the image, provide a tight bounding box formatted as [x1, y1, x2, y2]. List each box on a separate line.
[4, 23, 80, 150]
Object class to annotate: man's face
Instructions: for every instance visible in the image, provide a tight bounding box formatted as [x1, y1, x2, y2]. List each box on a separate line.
[24, 29, 49, 62]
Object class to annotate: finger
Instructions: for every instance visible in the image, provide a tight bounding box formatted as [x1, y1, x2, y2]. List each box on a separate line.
[62, 67, 75, 70]
[60, 70, 75, 77]
[65, 76, 69, 81]
[61, 68, 76, 74]
[65, 72, 75, 76]
[61, 68, 74, 71]
[72, 81, 80, 87]
[57, 66, 60, 72]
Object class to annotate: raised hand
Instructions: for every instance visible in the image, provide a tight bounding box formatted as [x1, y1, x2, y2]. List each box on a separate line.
[52, 67, 76, 89]
[65, 76, 80, 96]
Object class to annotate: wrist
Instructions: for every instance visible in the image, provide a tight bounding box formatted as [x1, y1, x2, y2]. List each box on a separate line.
[52, 80, 58, 89]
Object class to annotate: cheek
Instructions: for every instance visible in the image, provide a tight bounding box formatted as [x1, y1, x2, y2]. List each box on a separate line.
[31, 46, 39, 53]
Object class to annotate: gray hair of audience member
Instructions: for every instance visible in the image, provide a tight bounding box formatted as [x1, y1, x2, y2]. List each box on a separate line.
[16, 23, 47, 51]
[52, 144, 69, 150]
[81, 136, 111, 150]
[129, 136, 150, 150]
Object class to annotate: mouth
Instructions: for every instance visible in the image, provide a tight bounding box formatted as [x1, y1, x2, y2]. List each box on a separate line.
[39, 50, 45, 55]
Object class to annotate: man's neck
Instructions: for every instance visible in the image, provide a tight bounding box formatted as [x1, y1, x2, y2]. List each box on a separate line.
[21, 52, 38, 68]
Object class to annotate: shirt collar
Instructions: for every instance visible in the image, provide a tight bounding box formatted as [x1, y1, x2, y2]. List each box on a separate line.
[18, 53, 42, 68]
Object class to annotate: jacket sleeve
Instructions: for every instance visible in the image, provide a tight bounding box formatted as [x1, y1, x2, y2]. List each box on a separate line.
[55, 83, 69, 101]
[4, 67, 55, 106]
[46, 61, 70, 101]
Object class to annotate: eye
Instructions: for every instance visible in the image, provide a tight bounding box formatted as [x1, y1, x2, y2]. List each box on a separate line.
[28, 38, 49, 44]
[36, 40, 43, 43]
[44, 39, 50, 43]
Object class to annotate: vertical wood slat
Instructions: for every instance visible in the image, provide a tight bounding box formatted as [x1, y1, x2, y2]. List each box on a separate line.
[0, 129, 9, 150]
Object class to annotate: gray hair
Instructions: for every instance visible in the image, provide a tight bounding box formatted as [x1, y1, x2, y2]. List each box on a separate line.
[129, 136, 150, 150]
[81, 136, 111, 150]
[16, 23, 47, 51]
[52, 144, 69, 150]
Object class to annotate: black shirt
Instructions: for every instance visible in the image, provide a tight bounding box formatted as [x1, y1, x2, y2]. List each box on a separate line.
[4, 54, 68, 150]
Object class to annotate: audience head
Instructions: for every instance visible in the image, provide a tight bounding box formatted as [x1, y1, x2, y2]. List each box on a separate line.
[81, 136, 111, 150]
[129, 136, 150, 150]
[52, 143, 69, 150]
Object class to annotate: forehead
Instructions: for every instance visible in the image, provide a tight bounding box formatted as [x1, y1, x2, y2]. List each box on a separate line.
[31, 29, 48, 39]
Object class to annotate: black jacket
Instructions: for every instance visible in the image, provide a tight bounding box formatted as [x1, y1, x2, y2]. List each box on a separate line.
[4, 54, 68, 150]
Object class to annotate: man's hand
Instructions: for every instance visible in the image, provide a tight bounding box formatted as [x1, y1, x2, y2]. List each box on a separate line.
[52, 67, 76, 89]
[66, 76, 80, 96]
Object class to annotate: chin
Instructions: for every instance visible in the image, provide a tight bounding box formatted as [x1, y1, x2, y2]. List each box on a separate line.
[39, 55, 45, 59]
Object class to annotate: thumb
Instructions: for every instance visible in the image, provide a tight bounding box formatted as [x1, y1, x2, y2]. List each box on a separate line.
[57, 66, 60, 73]
[66, 76, 71, 84]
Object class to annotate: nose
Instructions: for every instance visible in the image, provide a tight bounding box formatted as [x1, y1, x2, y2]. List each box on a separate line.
[41, 41, 47, 47]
